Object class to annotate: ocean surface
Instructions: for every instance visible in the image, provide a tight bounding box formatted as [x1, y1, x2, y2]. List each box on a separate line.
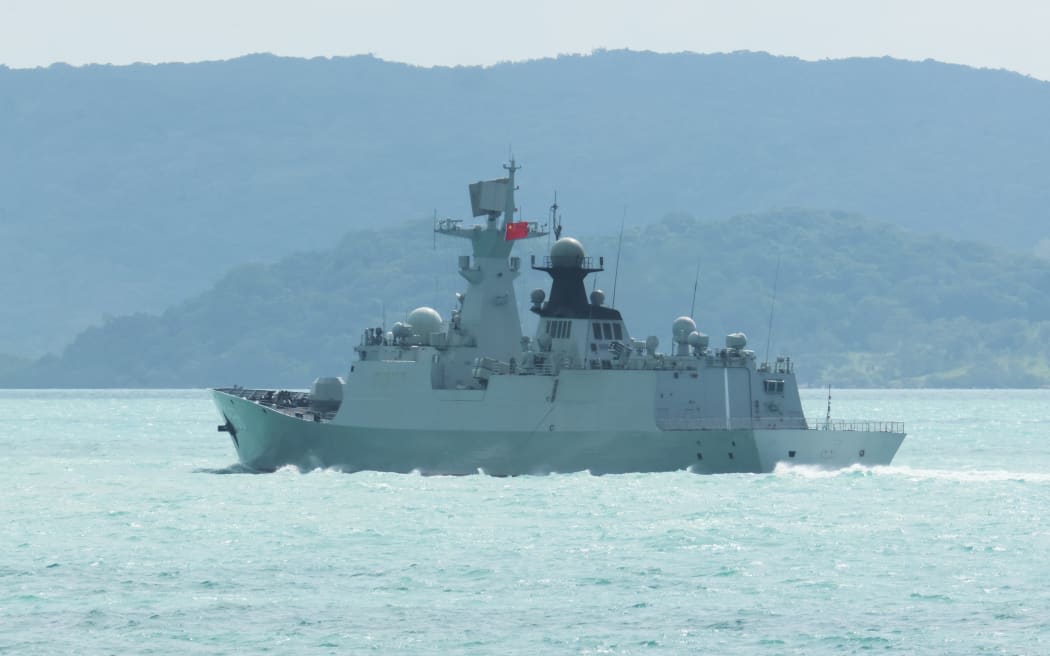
[2, 389, 1049, 655]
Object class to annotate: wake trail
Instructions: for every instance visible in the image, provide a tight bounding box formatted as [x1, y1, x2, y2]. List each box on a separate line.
[773, 462, 1050, 483]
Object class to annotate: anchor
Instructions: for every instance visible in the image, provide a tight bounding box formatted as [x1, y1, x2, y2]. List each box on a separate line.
[217, 416, 239, 448]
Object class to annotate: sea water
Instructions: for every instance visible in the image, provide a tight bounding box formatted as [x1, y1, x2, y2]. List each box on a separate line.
[2, 389, 1049, 655]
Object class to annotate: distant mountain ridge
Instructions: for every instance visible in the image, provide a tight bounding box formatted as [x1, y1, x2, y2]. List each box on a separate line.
[2, 50, 1049, 358]
[6, 210, 1049, 388]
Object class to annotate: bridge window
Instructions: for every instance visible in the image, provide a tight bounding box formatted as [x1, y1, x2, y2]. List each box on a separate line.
[764, 379, 785, 394]
[546, 320, 571, 339]
[591, 321, 624, 341]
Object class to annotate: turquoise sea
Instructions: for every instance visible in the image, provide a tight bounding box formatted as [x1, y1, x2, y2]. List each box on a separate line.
[2, 389, 1049, 654]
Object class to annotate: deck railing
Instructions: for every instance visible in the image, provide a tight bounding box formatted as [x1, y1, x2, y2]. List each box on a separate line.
[806, 420, 905, 433]
[657, 416, 904, 433]
[530, 255, 603, 270]
[216, 387, 310, 408]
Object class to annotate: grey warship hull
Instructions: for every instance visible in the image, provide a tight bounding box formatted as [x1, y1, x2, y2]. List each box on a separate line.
[212, 387, 904, 475]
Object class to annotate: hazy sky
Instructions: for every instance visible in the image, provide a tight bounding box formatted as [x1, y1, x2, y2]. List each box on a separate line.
[2, 0, 1049, 81]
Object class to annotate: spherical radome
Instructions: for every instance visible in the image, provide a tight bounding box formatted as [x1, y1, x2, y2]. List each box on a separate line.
[672, 316, 697, 341]
[407, 307, 443, 337]
[550, 237, 585, 267]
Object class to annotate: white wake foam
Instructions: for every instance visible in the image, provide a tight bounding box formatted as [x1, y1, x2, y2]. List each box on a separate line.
[773, 462, 1050, 483]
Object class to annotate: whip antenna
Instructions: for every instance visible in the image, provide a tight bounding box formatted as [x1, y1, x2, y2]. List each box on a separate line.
[825, 384, 832, 428]
[763, 254, 781, 366]
[689, 260, 700, 319]
[611, 208, 626, 308]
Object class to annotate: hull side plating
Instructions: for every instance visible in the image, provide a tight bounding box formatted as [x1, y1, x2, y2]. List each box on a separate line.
[213, 390, 904, 475]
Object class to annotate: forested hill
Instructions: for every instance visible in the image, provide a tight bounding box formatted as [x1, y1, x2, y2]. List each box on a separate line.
[2, 50, 1050, 358]
[5, 210, 1049, 389]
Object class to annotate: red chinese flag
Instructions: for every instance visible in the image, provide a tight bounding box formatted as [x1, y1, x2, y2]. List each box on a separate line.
[505, 221, 529, 240]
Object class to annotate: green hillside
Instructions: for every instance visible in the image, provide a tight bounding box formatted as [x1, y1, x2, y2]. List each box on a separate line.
[3, 50, 1050, 357]
[6, 210, 1049, 388]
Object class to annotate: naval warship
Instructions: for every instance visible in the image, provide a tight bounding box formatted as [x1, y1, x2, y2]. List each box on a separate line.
[212, 162, 905, 474]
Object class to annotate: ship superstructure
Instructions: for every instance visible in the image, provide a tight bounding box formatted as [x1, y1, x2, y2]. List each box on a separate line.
[212, 162, 905, 474]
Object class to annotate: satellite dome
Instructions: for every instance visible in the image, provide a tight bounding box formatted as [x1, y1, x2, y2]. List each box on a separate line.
[407, 307, 444, 340]
[672, 316, 697, 343]
[550, 237, 585, 267]
[530, 288, 546, 305]
[590, 289, 605, 306]
[725, 332, 748, 350]
[687, 331, 709, 349]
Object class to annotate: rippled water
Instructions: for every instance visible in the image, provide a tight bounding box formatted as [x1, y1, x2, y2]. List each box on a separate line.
[2, 389, 1049, 654]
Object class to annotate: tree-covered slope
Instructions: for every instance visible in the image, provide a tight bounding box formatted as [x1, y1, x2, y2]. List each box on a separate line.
[6, 210, 1049, 388]
[2, 50, 1050, 357]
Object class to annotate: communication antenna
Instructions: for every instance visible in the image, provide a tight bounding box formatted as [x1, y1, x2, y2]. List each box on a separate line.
[432, 208, 437, 250]
[825, 384, 832, 428]
[611, 208, 626, 308]
[689, 260, 700, 319]
[763, 255, 782, 366]
[549, 193, 562, 241]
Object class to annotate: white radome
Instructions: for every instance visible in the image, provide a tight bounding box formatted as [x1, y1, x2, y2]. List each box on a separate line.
[407, 306, 443, 340]
[550, 237, 585, 267]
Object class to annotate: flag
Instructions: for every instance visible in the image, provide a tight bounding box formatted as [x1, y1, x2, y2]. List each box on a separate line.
[505, 221, 529, 240]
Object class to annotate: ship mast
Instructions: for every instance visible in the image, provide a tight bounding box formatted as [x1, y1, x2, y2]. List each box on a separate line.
[502, 159, 519, 229]
[430, 160, 546, 363]
[549, 193, 562, 241]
